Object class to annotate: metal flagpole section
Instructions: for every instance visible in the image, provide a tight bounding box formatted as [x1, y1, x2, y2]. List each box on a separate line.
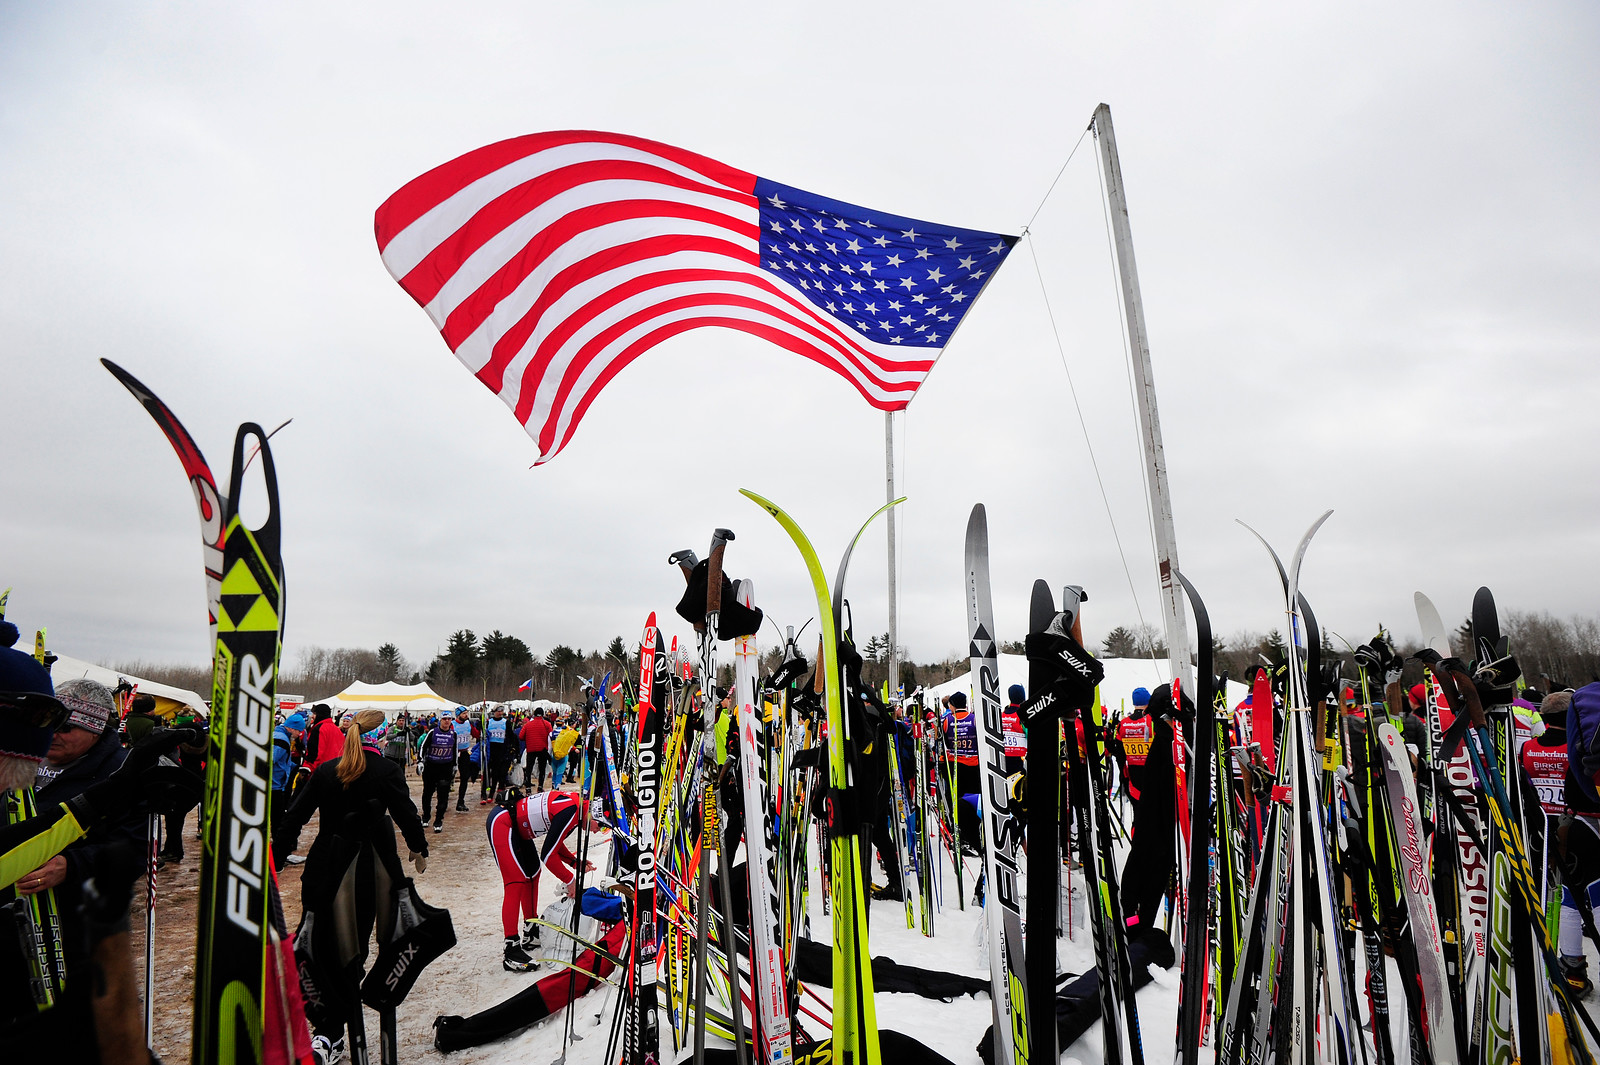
[1091, 102, 1191, 692]
[885, 412, 899, 705]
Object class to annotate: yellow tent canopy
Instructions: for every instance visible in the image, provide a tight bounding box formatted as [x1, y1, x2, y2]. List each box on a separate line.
[313, 680, 456, 718]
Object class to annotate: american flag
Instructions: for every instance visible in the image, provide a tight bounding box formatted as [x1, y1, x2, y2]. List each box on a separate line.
[375, 131, 1015, 464]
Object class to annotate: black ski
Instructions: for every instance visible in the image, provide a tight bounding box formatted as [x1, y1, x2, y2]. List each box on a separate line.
[1173, 572, 1213, 1065]
[1025, 579, 1058, 1065]
[193, 424, 285, 1065]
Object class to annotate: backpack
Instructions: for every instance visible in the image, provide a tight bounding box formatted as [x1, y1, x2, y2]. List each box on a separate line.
[1567, 681, 1600, 803]
[551, 727, 581, 759]
[384, 735, 409, 766]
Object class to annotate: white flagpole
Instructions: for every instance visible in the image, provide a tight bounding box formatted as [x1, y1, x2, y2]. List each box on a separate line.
[1092, 103, 1192, 692]
[885, 411, 899, 703]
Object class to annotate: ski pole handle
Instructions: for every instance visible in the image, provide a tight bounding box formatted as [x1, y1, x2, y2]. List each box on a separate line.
[705, 529, 733, 618]
[1060, 585, 1087, 644]
[668, 549, 698, 583]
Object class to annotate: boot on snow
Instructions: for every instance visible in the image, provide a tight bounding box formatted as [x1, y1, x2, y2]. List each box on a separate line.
[503, 937, 539, 972]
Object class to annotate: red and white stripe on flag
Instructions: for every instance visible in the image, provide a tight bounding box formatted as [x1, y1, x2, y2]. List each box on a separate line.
[375, 131, 1013, 464]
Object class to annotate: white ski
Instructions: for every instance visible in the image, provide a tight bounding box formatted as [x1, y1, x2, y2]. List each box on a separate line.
[1376, 722, 1460, 1065]
[964, 505, 1028, 1065]
[734, 579, 793, 1065]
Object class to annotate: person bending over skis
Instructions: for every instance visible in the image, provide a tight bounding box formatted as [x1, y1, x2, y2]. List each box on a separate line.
[486, 789, 605, 971]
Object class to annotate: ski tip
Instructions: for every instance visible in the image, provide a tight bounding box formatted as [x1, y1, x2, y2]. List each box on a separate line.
[100, 357, 143, 391]
[966, 502, 987, 540]
[1307, 508, 1334, 536]
[1029, 580, 1055, 632]
[738, 487, 780, 517]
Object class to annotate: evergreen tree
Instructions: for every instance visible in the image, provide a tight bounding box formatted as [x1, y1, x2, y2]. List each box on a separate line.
[441, 629, 481, 682]
[545, 645, 580, 671]
[376, 642, 403, 682]
[1102, 626, 1137, 658]
[482, 630, 533, 669]
[899, 662, 917, 691]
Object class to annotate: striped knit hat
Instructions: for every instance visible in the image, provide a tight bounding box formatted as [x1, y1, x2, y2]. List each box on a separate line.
[55, 677, 115, 735]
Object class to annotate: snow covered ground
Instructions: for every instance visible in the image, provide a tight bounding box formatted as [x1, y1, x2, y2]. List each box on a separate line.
[405, 804, 1184, 1065]
[402, 805, 1600, 1065]
[140, 771, 1600, 1063]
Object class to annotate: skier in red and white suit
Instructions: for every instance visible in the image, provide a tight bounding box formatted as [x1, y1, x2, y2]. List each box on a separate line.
[486, 790, 603, 971]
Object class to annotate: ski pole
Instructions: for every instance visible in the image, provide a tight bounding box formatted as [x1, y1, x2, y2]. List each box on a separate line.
[379, 1007, 398, 1065]
[711, 786, 751, 1065]
[694, 783, 715, 1065]
[556, 691, 606, 1065]
[145, 811, 160, 1049]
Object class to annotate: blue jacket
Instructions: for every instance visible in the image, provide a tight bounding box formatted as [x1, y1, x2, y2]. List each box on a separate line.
[273, 723, 299, 791]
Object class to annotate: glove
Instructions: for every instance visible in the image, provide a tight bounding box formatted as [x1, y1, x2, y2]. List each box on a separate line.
[1021, 629, 1105, 721]
[1355, 634, 1402, 686]
[67, 726, 205, 825]
[766, 656, 809, 692]
[410, 849, 428, 874]
[1473, 653, 1522, 706]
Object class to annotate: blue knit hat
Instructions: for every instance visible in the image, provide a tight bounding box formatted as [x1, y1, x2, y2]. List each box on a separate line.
[1131, 687, 1151, 708]
[1008, 684, 1025, 704]
[0, 621, 66, 763]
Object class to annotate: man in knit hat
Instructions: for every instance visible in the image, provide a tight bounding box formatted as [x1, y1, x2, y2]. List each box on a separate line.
[28, 677, 143, 1055]
[0, 626, 203, 1058]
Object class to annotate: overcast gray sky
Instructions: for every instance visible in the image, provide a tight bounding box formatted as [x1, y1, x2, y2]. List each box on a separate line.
[3, 2, 1597, 683]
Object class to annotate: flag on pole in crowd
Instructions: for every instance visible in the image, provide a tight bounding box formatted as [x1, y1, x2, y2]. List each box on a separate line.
[517, 677, 534, 692]
[374, 131, 1016, 464]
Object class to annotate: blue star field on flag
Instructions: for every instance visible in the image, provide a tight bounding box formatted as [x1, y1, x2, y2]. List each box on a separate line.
[753, 177, 1016, 348]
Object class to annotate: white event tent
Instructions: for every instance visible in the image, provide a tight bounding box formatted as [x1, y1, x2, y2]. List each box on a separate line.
[314, 680, 457, 718]
[499, 698, 573, 715]
[924, 654, 1249, 715]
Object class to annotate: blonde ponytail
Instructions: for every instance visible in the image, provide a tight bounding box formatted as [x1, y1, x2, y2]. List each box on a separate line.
[336, 709, 387, 787]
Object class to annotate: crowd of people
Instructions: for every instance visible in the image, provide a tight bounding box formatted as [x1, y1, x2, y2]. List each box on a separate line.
[268, 702, 594, 832]
[0, 611, 638, 1065]
[264, 696, 628, 1056]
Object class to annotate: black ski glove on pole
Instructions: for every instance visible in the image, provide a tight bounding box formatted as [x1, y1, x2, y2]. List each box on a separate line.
[1020, 627, 1104, 724]
[67, 726, 205, 825]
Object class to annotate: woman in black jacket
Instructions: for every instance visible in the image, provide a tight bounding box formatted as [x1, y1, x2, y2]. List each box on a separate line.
[274, 708, 428, 1061]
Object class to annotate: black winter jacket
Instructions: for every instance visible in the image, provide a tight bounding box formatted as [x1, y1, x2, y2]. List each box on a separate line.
[273, 750, 428, 908]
